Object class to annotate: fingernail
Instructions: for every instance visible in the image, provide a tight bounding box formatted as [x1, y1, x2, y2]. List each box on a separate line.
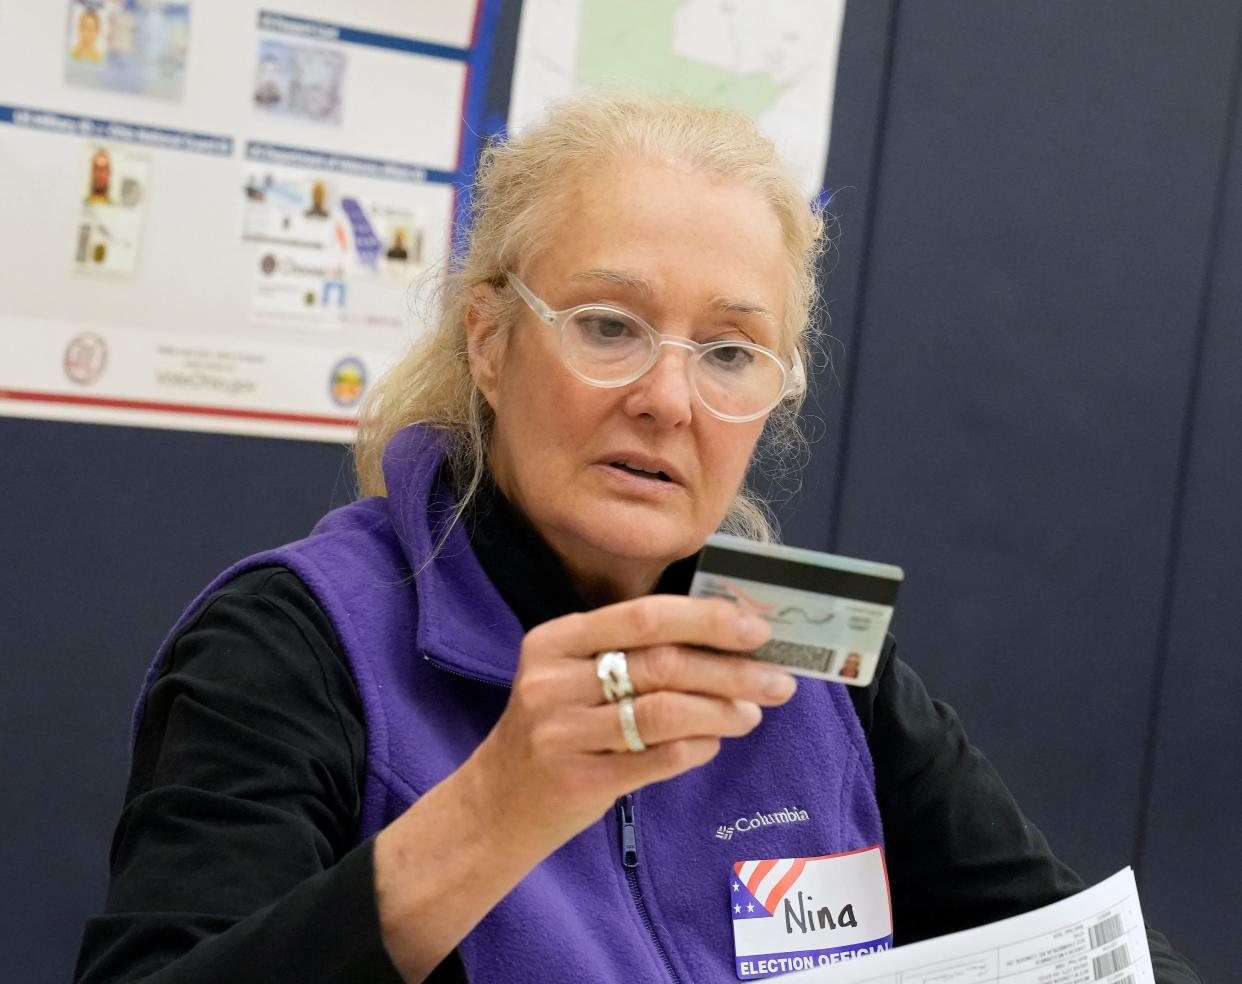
[736, 700, 762, 727]
[763, 671, 797, 700]
[737, 614, 770, 644]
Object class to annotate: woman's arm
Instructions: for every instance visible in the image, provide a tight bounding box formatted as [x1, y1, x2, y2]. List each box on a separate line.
[372, 595, 794, 979]
[81, 570, 794, 983]
[75, 567, 431, 983]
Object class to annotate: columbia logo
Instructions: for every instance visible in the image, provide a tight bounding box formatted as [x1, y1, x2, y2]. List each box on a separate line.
[715, 807, 810, 839]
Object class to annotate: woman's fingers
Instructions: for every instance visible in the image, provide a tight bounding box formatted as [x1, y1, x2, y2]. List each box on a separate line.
[529, 594, 772, 661]
[627, 645, 796, 706]
[614, 736, 724, 789]
[497, 594, 794, 809]
[532, 645, 796, 710]
[571, 691, 764, 752]
[519, 594, 794, 707]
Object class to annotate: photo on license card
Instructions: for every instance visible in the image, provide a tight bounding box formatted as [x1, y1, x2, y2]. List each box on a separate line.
[243, 172, 348, 328]
[241, 168, 340, 250]
[243, 166, 428, 258]
[64, 0, 191, 101]
[72, 143, 150, 278]
[253, 39, 346, 126]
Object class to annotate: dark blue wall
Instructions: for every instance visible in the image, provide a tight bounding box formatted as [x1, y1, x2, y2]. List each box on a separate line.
[801, 3, 1239, 980]
[3, 2, 1235, 981]
[1138, 1, 1242, 958]
[0, 424, 355, 982]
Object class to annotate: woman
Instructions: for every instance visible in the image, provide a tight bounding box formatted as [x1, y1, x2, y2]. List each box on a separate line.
[76, 96, 1199, 983]
[70, 9, 105, 63]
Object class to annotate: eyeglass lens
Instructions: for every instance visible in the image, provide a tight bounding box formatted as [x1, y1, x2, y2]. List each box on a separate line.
[560, 307, 786, 418]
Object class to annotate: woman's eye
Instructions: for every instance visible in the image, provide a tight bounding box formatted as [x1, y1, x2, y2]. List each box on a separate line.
[705, 344, 755, 371]
[578, 315, 637, 341]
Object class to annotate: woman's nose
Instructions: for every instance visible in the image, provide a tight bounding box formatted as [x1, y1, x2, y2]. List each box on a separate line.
[622, 342, 696, 427]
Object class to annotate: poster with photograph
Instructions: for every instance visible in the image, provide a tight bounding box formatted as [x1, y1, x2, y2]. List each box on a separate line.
[253, 39, 347, 126]
[241, 164, 429, 330]
[0, 0, 495, 441]
[72, 143, 151, 277]
[64, 0, 191, 101]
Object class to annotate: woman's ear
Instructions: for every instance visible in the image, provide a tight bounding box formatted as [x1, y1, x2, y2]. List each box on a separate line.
[465, 283, 504, 411]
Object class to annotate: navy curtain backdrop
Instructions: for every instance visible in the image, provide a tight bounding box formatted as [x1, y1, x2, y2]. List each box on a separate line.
[2, 2, 1236, 981]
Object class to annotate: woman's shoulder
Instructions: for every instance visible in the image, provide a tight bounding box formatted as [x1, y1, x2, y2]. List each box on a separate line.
[159, 564, 350, 694]
[134, 562, 366, 822]
[192, 564, 330, 622]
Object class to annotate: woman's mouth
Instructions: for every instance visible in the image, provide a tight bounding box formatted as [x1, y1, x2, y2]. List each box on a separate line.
[610, 461, 672, 482]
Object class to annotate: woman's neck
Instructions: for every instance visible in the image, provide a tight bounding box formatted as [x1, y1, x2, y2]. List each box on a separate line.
[554, 546, 664, 608]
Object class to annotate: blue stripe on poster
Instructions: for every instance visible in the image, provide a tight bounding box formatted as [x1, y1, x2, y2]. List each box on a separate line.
[245, 141, 457, 185]
[257, 10, 470, 62]
[0, 104, 233, 156]
[452, 0, 509, 255]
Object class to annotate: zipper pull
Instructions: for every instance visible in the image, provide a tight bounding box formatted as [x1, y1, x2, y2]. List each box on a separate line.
[617, 794, 639, 868]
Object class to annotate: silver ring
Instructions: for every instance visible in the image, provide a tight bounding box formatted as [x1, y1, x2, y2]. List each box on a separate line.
[596, 650, 636, 703]
[617, 697, 646, 752]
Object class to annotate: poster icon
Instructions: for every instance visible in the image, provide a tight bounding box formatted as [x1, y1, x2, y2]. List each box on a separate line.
[64, 1, 192, 101]
[242, 166, 428, 329]
[63, 333, 109, 385]
[329, 357, 366, 407]
[73, 145, 151, 277]
[254, 39, 346, 125]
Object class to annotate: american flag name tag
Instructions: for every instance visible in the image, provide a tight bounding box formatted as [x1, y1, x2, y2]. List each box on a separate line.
[729, 846, 894, 980]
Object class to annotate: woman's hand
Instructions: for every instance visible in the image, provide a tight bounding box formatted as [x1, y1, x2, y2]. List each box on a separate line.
[374, 595, 796, 981]
[474, 594, 797, 850]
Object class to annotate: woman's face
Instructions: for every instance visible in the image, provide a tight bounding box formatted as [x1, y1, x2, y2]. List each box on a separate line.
[474, 158, 790, 599]
[79, 13, 99, 49]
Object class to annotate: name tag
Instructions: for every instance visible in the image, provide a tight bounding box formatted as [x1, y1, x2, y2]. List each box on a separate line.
[729, 846, 893, 980]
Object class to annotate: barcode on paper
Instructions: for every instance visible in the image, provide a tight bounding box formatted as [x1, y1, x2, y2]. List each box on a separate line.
[1092, 943, 1132, 979]
[1088, 913, 1125, 949]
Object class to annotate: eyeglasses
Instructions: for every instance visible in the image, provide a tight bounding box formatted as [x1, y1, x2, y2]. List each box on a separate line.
[506, 274, 804, 422]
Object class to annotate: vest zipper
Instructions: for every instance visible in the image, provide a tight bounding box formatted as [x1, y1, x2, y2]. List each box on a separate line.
[617, 793, 683, 983]
[428, 659, 681, 980]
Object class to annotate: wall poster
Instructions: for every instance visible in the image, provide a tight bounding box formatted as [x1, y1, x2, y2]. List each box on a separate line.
[508, 0, 847, 198]
[0, 1, 500, 440]
[1, 0, 844, 442]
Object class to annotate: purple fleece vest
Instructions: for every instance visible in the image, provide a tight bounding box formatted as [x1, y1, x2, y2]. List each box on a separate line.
[136, 424, 885, 982]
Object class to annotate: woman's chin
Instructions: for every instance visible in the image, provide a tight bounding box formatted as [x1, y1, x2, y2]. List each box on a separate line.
[573, 507, 702, 567]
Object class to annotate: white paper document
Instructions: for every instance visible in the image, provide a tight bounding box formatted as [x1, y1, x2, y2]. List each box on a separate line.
[782, 867, 1153, 984]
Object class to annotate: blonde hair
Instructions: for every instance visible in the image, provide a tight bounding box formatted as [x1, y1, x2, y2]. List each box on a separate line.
[354, 93, 824, 542]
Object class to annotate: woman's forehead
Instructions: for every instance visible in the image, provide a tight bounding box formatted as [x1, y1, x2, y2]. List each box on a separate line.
[566, 268, 780, 328]
[533, 161, 788, 315]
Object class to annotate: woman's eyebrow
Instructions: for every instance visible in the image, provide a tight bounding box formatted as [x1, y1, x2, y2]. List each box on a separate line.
[568, 269, 654, 296]
[570, 270, 777, 323]
[710, 296, 779, 325]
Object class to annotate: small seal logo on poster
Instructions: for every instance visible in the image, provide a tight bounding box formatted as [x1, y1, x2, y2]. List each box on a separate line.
[329, 357, 366, 407]
[63, 332, 108, 385]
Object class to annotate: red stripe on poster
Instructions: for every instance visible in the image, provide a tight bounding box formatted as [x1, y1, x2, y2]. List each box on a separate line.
[0, 389, 356, 428]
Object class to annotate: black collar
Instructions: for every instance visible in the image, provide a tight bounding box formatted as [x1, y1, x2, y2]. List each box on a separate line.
[461, 468, 697, 630]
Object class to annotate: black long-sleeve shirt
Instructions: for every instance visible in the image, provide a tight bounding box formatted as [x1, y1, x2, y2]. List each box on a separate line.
[76, 478, 1202, 983]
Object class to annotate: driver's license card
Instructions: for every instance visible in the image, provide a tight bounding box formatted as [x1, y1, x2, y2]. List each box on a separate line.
[689, 534, 903, 688]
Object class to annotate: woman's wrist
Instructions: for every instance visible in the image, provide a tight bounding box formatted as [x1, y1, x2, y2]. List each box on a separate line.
[373, 751, 556, 981]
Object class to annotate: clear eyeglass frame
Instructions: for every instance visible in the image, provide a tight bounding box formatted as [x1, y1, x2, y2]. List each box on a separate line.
[506, 273, 805, 423]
